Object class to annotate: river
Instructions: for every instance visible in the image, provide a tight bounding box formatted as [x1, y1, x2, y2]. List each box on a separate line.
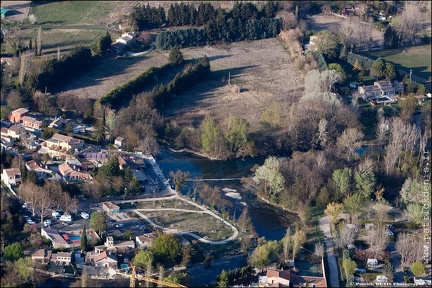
[156, 147, 300, 286]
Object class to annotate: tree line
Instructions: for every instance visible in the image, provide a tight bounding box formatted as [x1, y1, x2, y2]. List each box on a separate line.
[155, 17, 281, 50]
[152, 56, 210, 107]
[129, 1, 280, 30]
[23, 46, 94, 93]
[97, 64, 171, 109]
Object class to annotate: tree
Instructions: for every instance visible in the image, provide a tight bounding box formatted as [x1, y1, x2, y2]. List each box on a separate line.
[332, 168, 352, 198]
[354, 170, 376, 199]
[81, 225, 88, 253]
[397, 233, 424, 265]
[253, 156, 285, 202]
[225, 117, 249, 153]
[201, 115, 226, 157]
[91, 32, 112, 56]
[90, 211, 107, 237]
[399, 94, 418, 121]
[250, 240, 281, 270]
[314, 242, 325, 259]
[384, 62, 397, 81]
[168, 46, 184, 65]
[282, 227, 293, 261]
[292, 227, 306, 259]
[152, 232, 181, 266]
[324, 202, 344, 229]
[383, 26, 399, 48]
[37, 26, 42, 56]
[366, 225, 388, 258]
[217, 269, 229, 287]
[81, 266, 88, 288]
[411, 261, 426, 276]
[4, 243, 23, 261]
[169, 170, 190, 191]
[336, 128, 364, 161]
[342, 258, 357, 277]
[328, 63, 346, 80]
[14, 257, 34, 284]
[343, 194, 363, 223]
[370, 58, 385, 80]
[383, 262, 395, 282]
[133, 250, 154, 269]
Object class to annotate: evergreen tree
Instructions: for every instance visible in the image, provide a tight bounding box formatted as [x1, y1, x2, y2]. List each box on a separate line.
[81, 225, 88, 252]
[168, 46, 184, 65]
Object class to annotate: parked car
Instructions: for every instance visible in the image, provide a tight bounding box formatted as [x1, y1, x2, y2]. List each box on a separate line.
[52, 211, 61, 218]
[81, 212, 89, 219]
[115, 224, 124, 228]
[355, 268, 367, 273]
[26, 219, 35, 224]
[60, 214, 72, 222]
[43, 219, 51, 227]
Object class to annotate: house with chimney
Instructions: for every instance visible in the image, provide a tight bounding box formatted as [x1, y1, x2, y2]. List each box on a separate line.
[58, 162, 92, 181]
[20, 116, 42, 129]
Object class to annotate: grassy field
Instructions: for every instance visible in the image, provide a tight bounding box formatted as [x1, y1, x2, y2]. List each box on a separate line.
[137, 199, 202, 211]
[365, 44, 432, 81]
[147, 210, 233, 242]
[163, 38, 304, 133]
[30, 1, 122, 25]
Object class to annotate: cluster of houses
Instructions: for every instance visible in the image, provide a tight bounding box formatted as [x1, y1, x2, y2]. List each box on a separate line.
[32, 229, 157, 276]
[358, 80, 404, 105]
[1, 107, 158, 192]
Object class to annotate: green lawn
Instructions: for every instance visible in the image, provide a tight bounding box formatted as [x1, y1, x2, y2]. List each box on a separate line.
[30, 1, 122, 25]
[364, 44, 432, 81]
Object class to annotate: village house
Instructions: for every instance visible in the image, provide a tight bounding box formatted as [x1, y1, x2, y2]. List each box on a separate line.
[8, 107, 29, 123]
[45, 133, 84, 152]
[1, 136, 14, 150]
[1, 168, 21, 186]
[1, 125, 24, 139]
[20, 116, 42, 129]
[80, 152, 108, 167]
[94, 251, 118, 269]
[31, 248, 52, 265]
[41, 228, 70, 249]
[111, 32, 136, 53]
[114, 136, 124, 148]
[260, 268, 327, 287]
[48, 117, 71, 130]
[102, 202, 120, 215]
[118, 155, 128, 170]
[58, 162, 92, 181]
[51, 251, 72, 266]
[25, 160, 52, 180]
[135, 233, 156, 248]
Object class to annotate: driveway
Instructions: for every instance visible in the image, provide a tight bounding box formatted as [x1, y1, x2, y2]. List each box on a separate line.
[387, 241, 404, 282]
[319, 216, 340, 287]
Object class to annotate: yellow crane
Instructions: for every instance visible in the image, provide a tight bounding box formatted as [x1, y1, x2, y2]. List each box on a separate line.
[116, 266, 186, 288]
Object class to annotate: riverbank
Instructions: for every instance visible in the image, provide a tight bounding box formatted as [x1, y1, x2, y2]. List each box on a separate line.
[167, 147, 219, 160]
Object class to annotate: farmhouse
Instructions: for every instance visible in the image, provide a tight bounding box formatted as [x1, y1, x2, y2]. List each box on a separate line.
[1, 168, 21, 186]
[8, 107, 29, 123]
[94, 251, 118, 268]
[31, 248, 52, 264]
[102, 202, 120, 215]
[358, 80, 404, 104]
[111, 32, 137, 53]
[114, 136, 124, 148]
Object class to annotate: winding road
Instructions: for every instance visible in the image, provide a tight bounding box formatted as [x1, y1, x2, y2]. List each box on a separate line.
[102, 155, 239, 245]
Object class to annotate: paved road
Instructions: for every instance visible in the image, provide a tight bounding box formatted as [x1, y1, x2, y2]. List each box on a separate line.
[319, 216, 340, 288]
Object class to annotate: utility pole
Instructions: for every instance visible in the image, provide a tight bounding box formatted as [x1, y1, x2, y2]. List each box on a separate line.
[410, 69, 412, 81]
[228, 72, 231, 85]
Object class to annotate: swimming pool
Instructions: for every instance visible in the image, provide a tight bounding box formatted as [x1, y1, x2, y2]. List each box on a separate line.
[69, 236, 81, 241]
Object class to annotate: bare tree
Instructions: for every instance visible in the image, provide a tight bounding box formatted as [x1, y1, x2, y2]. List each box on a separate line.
[366, 224, 388, 259]
[283, 227, 292, 261]
[37, 26, 42, 56]
[392, 3, 423, 44]
[19, 181, 41, 217]
[314, 242, 325, 259]
[396, 232, 424, 265]
[336, 128, 364, 161]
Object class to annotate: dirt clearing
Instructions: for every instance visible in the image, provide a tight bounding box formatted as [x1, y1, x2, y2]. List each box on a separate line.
[1, 1, 31, 22]
[162, 38, 304, 132]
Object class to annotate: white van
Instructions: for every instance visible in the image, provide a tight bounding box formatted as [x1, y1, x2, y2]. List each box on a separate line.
[43, 219, 51, 227]
[52, 211, 61, 218]
[60, 214, 72, 222]
[367, 258, 378, 267]
[81, 212, 89, 219]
